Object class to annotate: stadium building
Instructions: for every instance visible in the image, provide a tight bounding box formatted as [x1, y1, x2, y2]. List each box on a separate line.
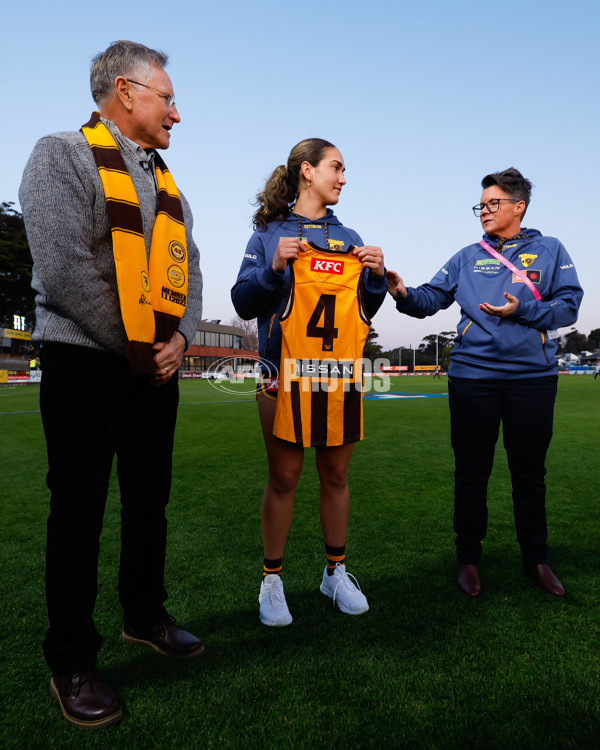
[1, 320, 257, 383]
[180, 320, 257, 374]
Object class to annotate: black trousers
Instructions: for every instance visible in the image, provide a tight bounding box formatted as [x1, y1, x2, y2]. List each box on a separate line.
[448, 375, 558, 565]
[39, 343, 179, 675]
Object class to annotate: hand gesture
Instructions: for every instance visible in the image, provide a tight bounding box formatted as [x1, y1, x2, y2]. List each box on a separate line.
[386, 270, 407, 299]
[479, 292, 519, 318]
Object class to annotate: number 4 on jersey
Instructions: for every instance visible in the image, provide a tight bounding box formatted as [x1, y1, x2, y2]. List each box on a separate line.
[306, 294, 338, 351]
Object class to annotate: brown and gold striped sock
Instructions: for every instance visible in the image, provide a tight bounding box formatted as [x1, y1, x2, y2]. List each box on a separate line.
[325, 545, 346, 576]
[263, 557, 283, 579]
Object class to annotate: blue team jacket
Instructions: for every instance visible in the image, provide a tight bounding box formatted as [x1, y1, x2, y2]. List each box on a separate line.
[396, 229, 583, 379]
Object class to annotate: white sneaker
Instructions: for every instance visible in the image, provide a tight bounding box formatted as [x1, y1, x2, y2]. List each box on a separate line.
[259, 574, 293, 627]
[320, 563, 369, 615]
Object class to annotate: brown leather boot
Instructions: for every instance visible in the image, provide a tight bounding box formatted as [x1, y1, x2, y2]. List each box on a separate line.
[122, 616, 205, 657]
[524, 563, 566, 597]
[51, 669, 122, 729]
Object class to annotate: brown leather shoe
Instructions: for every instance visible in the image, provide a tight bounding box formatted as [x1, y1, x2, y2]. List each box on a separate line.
[457, 564, 481, 597]
[524, 563, 566, 597]
[122, 617, 205, 657]
[50, 670, 122, 729]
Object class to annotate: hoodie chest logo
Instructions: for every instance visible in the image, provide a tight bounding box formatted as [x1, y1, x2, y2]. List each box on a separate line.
[473, 258, 501, 275]
[519, 253, 538, 268]
[512, 269, 542, 285]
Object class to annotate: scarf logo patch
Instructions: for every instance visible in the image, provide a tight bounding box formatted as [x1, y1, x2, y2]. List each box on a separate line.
[141, 271, 150, 292]
[519, 253, 537, 268]
[168, 265, 186, 288]
[169, 240, 187, 263]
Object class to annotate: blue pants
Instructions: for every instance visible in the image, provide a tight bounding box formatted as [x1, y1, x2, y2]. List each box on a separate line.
[40, 343, 179, 675]
[448, 375, 558, 565]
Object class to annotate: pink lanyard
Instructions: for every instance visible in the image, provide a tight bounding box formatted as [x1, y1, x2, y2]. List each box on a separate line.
[479, 240, 542, 301]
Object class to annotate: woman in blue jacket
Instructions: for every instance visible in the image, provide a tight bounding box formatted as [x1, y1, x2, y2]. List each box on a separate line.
[232, 138, 387, 626]
[387, 167, 583, 598]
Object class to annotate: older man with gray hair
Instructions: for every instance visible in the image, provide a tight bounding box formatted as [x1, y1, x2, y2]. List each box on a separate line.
[19, 40, 204, 729]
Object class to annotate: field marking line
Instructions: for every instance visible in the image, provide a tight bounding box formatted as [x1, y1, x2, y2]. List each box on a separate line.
[364, 393, 449, 400]
[179, 400, 255, 405]
[0, 410, 41, 416]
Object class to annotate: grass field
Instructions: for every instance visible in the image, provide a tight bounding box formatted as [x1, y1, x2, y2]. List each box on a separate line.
[1, 375, 599, 749]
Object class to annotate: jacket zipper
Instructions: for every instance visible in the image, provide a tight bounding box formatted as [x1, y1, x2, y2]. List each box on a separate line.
[262, 314, 276, 359]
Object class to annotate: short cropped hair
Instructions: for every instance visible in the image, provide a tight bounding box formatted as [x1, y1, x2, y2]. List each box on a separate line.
[90, 40, 168, 105]
[481, 167, 533, 216]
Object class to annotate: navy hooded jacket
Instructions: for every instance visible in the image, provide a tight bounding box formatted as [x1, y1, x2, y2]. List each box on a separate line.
[396, 229, 583, 379]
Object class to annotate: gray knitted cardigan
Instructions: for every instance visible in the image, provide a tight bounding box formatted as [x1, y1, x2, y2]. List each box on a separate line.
[19, 119, 203, 355]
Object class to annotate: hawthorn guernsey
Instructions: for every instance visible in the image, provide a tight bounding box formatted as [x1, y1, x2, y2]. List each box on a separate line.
[231, 207, 389, 378]
[273, 243, 371, 447]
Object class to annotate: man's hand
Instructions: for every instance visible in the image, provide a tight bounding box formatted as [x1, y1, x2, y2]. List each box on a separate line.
[151, 331, 186, 385]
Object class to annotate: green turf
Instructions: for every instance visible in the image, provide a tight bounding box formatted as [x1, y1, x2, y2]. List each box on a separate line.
[1, 376, 599, 748]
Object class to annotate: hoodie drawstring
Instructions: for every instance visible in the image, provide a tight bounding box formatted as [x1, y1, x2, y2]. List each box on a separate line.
[494, 232, 527, 253]
[293, 213, 329, 249]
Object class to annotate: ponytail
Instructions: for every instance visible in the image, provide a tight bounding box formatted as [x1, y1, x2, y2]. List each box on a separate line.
[253, 138, 335, 230]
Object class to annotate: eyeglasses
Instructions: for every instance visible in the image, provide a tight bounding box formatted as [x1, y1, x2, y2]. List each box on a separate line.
[126, 79, 176, 109]
[472, 198, 519, 217]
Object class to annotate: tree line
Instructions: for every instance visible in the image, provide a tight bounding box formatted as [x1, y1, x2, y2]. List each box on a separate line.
[0, 202, 34, 329]
[376, 328, 600, 370]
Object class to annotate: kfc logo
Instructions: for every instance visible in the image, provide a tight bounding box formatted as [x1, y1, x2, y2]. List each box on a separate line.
[311, 258, 344, 274]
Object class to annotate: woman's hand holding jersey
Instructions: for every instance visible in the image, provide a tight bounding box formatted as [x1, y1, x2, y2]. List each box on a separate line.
[272, 237, 303, 273]
[352, 245, 385, 277]
[479, 292, 519, 318]
[273, 239, 384, 278]
[385, 269, 408, 300]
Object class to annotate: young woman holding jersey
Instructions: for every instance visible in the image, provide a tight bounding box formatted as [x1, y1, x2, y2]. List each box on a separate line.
[232, 139, 386, 626]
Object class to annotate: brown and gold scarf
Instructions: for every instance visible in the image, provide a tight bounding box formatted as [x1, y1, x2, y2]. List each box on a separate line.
[81, 111, 188, 374]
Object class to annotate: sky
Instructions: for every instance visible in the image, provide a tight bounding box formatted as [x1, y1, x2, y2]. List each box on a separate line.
[3, 0, 598, 350]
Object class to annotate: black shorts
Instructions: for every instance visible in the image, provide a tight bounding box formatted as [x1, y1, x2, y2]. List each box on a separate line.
[256, 376, 279, 401]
